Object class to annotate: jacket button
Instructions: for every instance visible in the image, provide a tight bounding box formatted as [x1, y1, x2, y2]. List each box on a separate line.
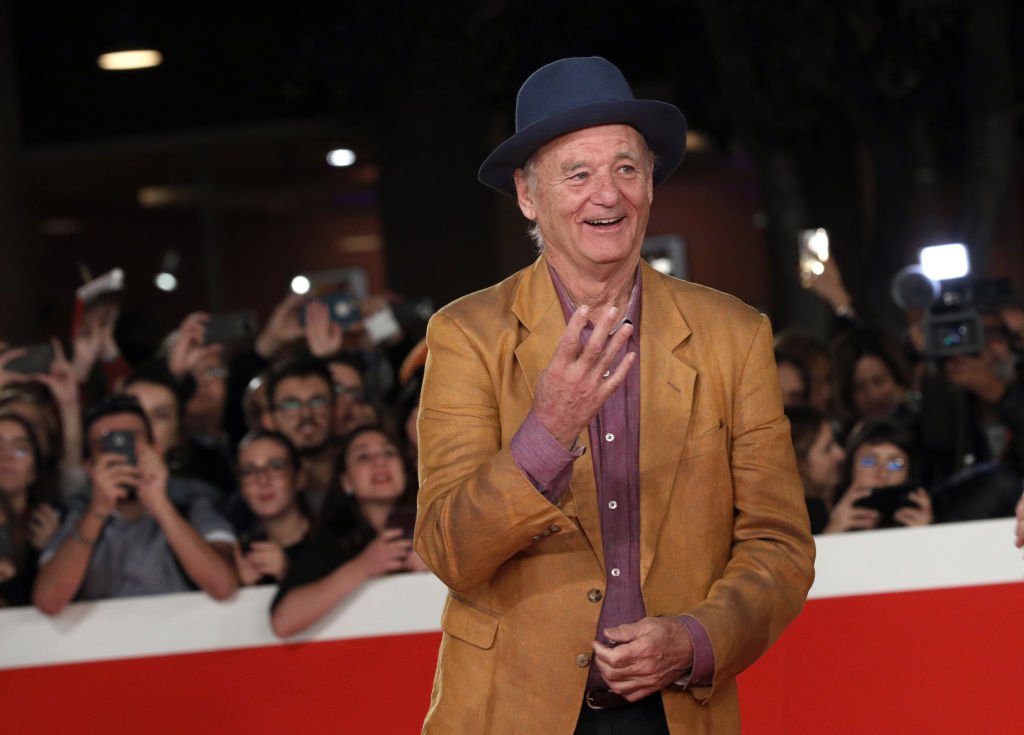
[576, 654, 591, 668]
[587, 588, 603, 603]
[531, 534, 544, 542]
[548, 525, 561, 533]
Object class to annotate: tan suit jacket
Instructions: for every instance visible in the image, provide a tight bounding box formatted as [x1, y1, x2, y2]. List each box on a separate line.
[415, 256, 815, 734]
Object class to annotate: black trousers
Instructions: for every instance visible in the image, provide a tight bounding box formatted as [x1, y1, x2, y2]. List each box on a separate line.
[573, 694, 670, 735]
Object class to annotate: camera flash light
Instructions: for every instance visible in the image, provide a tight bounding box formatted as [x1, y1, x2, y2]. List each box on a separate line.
[291, 275, 312, 295]
[920, 243, 970, 281]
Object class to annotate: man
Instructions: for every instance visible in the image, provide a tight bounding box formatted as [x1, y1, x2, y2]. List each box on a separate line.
[261, 358, 337, 516]
[414, 57, 815, 734]
[33, 395, 237, 614]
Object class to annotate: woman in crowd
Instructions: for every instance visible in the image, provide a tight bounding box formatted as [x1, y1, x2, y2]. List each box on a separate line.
[775, 329, 838, 416]
[232, 430, 311, 586]
[0, 412, 62, 606]
[787, 406, 847, 534]
[832, 329, 914, 424]
[270, 424, 426, 638]
[833, 419, 933, 530]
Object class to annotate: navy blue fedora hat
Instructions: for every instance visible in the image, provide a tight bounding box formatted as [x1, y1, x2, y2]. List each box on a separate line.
[478, 56, 688, 196]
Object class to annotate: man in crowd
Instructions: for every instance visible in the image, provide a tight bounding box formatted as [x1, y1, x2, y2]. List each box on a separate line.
[261, 358, 337, 516]
[414, 57, 815, 734]
[33, 395, 237, 614]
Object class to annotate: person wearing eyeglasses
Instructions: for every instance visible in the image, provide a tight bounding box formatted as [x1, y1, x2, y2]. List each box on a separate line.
[232, 430, 310, 586]
[826, 420, 933, 532]
[261, 358, 337, 519]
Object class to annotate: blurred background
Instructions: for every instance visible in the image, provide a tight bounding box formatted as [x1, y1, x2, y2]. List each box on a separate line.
[2, 0, 1022, 353]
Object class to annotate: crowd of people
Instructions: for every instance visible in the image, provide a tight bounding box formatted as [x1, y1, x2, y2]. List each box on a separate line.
[0, 253, 1021, 618]
[0, 290, 429, 631]
[778, 257, 1024, 535]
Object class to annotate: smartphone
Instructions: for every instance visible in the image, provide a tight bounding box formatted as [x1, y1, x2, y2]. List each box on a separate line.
[203, 311, 260, 345]
[385, 506, 417, 540]
[238, 526, 269, 554]
[798, 228, 829, 287]
[100, 430, 137, 497]
[853, 482, 918, 516]
[302, 293, 362, 329]
[2, 343, 54, 374]
[100, 429, 137, 464]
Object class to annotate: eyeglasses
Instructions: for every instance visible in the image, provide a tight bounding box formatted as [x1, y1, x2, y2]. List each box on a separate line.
[239, 457, 291, 482]
[0, 440, 31, 458]
[334, 385, 365, 401]
[272, 396, 331, 415]
[858, 456, 906, 472]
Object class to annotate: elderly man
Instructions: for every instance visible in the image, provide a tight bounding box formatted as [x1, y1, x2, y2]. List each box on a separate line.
[414, 57, 815, 734]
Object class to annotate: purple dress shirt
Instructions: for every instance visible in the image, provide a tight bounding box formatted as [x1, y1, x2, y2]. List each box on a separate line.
[510, 263, 715, 691]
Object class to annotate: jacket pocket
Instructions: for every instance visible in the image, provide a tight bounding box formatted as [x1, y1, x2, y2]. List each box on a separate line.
[441, 593, 500, 649]
[680, 420, 727, 461]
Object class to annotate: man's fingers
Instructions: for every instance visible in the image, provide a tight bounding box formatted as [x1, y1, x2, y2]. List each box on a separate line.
[551, 305, 589, 363]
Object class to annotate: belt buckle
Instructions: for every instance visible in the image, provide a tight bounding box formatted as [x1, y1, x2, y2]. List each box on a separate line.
[585, 689, 628, 710]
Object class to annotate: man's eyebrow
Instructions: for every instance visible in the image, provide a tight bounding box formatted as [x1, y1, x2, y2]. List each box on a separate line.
[559, 160, 587, 174]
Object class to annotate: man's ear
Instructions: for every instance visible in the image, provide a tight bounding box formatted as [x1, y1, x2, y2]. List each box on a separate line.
[513, 169, 537, 221]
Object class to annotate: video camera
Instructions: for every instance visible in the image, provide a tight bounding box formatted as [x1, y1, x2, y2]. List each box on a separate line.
[891, 244, 1012, 360]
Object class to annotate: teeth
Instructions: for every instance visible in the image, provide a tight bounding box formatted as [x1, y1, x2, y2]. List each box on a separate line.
[587, 217, 622, 225]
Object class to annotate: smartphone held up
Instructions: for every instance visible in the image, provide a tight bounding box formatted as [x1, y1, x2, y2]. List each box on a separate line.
[798, 228, 830, 288]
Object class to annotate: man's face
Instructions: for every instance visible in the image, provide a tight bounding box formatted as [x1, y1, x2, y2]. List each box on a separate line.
[265, 375, 333, 453]
[124, 382, 179, 457]
[514, 124, 653, 274]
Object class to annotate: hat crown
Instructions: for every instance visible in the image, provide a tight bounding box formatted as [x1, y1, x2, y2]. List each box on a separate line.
[515, 57, 635, 133]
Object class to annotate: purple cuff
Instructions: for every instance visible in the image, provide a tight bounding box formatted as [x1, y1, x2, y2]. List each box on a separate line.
[674, 615, 715, 688]
[510, 410, 581, 503]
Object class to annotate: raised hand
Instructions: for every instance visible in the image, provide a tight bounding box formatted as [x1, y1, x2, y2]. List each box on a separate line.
[255, 294, 306, 358]
[167, 312, 222, 381]
[534, 305, 635, 449]
[304, 300, 344, 357]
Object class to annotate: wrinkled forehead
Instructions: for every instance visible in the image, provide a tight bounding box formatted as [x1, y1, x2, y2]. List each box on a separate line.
[528, 124, 649, 171]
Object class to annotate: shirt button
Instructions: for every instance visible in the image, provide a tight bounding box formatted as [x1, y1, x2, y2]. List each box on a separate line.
[602, 369, 611, 378]
[548, 525, 561, 533]
[610, 568, 621, 577]
[576, 654, 591, 668]
[587, 588, 603, 603]
[605, 432, 615, 442]
[608, 501, 618, 510]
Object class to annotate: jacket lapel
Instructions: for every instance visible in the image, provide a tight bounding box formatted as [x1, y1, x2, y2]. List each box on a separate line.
[638, 263, 697, 585]
[512, 257, 604, 566]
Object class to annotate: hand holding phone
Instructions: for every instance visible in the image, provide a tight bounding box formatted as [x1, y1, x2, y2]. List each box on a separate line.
[385, 506, 418, 540]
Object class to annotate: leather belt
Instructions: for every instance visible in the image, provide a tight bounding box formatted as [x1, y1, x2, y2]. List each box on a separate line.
[584, 689, 630, 710]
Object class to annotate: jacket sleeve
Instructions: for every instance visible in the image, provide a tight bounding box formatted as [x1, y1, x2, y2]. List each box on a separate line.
[413, 311, 576, 594]
[685, 315, 816, 702]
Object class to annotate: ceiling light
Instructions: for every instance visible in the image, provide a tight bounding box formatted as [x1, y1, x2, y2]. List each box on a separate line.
[326, 149, 356, 167]
[98, 49, 163, 71]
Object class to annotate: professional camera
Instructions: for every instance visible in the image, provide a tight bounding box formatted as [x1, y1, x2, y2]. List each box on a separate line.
[891, 244, 1011, 360]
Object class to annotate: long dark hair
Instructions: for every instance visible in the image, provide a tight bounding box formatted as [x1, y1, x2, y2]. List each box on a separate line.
[0, 411, 60, 568]
[314, 424, 417, 559]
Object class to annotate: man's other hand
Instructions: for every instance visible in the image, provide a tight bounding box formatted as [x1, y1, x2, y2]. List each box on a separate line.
[592, 617, 694, 702]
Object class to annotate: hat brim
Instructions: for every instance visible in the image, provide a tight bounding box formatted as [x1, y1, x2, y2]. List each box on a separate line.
[478, 99, 687, 196]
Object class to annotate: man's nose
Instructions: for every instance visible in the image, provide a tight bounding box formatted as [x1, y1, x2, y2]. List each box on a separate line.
[589, 169, 622, 205]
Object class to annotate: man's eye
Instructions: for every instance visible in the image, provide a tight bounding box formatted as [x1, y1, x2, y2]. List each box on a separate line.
[569, 172, 589, 181]
[618, 165, 636, 174]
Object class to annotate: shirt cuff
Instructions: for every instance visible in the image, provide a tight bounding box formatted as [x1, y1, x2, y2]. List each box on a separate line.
[510, 410, 582, 503]
[673, 615, 715, 688]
